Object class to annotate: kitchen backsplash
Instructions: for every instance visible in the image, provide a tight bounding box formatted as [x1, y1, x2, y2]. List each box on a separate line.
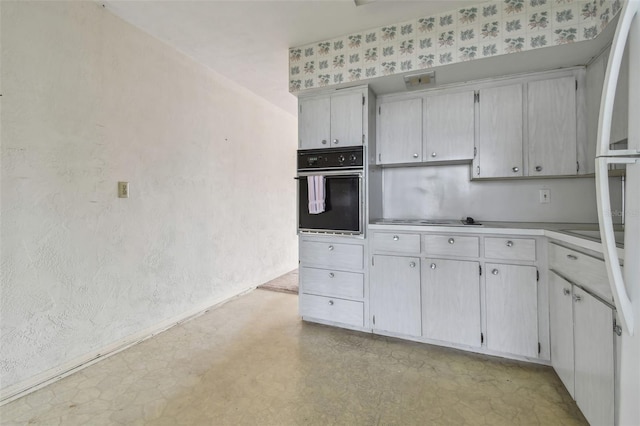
[289, 0, 622, 93]
[382, 165, 623, 223]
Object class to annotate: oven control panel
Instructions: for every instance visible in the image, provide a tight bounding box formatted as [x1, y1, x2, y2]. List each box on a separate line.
[297, 147, 364, 170]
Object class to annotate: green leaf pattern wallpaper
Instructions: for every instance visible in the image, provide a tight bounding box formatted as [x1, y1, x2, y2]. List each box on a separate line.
[289, 0, 622, 92]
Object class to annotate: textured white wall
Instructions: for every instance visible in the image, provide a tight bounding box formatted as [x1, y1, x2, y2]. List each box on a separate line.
[0, 1, 297, 391]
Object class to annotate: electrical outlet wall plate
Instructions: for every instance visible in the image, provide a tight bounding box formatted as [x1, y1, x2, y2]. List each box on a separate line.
[118, 182, 129, 198]
[539, 189, 550, 204]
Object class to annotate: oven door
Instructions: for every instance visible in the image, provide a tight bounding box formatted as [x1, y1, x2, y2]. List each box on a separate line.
[297, 170, 363, 235]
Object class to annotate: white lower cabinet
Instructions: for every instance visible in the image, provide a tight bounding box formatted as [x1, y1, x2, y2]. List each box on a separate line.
[370, 255, 422, 337]
[299, 236, 365, 328]
[422, 258, 481, 347]
[549, 272, 575, 397]
[485, 263, 538, 358]
[549, 271, 615, 426]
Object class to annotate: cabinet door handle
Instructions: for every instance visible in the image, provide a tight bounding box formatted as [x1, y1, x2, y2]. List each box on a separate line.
[448, 238, 455, 244]
[431, 152, 437, 158]
[566, 254, 578, 260]
[573, 294, 582, 302]
[329, 272, 335, 278]
[333, 139, 339, 144]
[506, 240, 514, 247]
[563, 288, 571, 296]
[328, 300, 334, 305]
[328, 245, 334, 251]
[321, 139, 327, 145]
[512, 166, 519, 173]
[409, 261, 416, 268]
[430, 263, 436, 269]
[492, 269, 499, 275]
[413, 153, 419, 158]
[535, 165, 543, 172]
[393, 235, 399, 241]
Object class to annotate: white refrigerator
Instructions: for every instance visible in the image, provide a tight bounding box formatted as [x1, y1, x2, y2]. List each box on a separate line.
[595, 0, 640, 424]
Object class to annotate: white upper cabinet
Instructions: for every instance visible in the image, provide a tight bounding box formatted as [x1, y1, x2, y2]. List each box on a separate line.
[527, 76, 577, 176]
[330, 92, 364, 148]
[424, 91, 475, 163]
[298, 90, 364, 149]
[299, 97, 330, 149]
[475, 84, 524, 178]
[377, 97, 423, 165]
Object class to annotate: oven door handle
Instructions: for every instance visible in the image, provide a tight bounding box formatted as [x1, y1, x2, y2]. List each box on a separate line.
[296, 171, 363, 179]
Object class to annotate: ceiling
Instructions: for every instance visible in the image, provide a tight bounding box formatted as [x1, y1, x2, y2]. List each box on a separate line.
[102, 0, 479, 116]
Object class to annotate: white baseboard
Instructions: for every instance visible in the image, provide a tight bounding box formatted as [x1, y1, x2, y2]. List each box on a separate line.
[0, 286, 255, 405]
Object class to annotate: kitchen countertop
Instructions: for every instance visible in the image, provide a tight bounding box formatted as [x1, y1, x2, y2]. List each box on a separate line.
[368, 220, 625, 258]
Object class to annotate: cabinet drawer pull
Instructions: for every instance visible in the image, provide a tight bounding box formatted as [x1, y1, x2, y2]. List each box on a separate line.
[328, 300, 334, 305]
[492, 269, 499, 275]
[573, 295, 582, 302]
[430, 263, 436, 269]
[333, 139, 339, 144]
[321, 139, 327, 145]
[329, 272, 335, 278]
[393, 235, 399, 241]
[566, 254, 578, 260]
[448, 238, 455, 244]
[506, 240, 514, 247]
[512, 166, 519, 173]
[431, 152, 437, 158]
[535, 165, 543, 172]
[409, 261, 416, 268]
[413, 153, 419, 158]
[563, 288, 571, 296]
[328, 245, 334, 251]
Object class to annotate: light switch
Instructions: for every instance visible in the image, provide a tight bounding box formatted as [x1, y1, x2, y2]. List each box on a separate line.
[118, 182, 129, 198]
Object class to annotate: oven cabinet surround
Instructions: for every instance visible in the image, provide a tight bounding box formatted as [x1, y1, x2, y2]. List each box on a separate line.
[548, 241, 617, 426]
[298, 234, 369, 330]
[376, 90, 474, 165]
[298, 86, 374, 149]
[369, 229, 549, 362]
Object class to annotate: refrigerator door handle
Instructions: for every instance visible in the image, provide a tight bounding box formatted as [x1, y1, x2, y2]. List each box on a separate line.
[596, 0, 640, 157]
[596, 157, 637, 335]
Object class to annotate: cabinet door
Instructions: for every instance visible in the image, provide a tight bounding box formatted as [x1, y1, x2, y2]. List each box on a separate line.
[475, 84, 523, 178]
[299, 97, 330, 149]
[485, 263, 538, 357]
[549, 271, 575, 398]
[370, 255, 421, 336]
[527, 76, 577, 176]
[377, 98, 423, 164]
[422, 259, 481, 347]
[424, 91, 475, 162]
[574, 288, 614, 426]
[330, 91, 363, 147]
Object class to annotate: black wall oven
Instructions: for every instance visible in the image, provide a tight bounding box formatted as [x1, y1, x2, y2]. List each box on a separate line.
[297, 147, 364, 235]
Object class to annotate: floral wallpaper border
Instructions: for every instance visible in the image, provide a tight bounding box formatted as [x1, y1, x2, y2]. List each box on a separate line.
[289, 0, 622, 93]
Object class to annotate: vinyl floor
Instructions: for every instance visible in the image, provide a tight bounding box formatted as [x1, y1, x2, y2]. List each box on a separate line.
[0, 287, 587, 425]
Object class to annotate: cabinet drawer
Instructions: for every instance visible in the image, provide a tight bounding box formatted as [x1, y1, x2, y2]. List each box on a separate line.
[300, 267, 364, 299]
[372, 232, 420, 253]
[300, 241, 364, 270]
[424, 234, 479, 257]
[299, 294, 364, 327]
[485, 237, 536, 261]
[549, 243, 612, 302]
